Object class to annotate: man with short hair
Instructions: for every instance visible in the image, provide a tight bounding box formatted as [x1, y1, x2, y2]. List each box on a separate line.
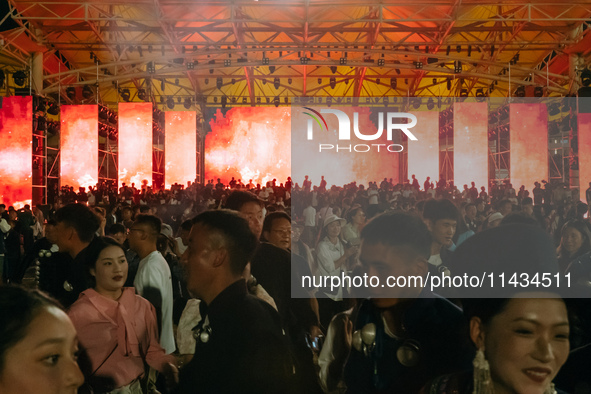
[128, 214, 175, 354]
[52, 203, 101, 307]
[498, 198, 513, 217]
[319, 212, 473, 393]
[422, 199, 458, 274]
[226, 191, 323, 394]
[178, 210, 294, 393]
[176, 220, 192, 255]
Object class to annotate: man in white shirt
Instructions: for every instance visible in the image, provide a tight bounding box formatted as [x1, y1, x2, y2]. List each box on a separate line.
[302, 199, 317, 247]
[128, 214, 176, 354]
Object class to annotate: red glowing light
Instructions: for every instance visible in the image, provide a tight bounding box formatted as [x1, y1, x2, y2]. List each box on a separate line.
[60, 105, 98, 190]
[165, 111, 196, 188]
[292, 106, 400, 187]
[118, 102, 153, 187]
[578, 112, 591, 199]
[510, 104, 548, 191]
[0, 96, 32, 208]
[454, 102, 489, 190]
[408, 111, 439, 186]
[205, 107, 291, 186]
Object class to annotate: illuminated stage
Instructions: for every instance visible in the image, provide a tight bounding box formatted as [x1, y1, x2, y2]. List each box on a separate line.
[0, 97, 588, 206]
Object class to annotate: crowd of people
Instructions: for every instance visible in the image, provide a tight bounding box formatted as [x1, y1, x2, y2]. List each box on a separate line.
[1, 174, 591, 393]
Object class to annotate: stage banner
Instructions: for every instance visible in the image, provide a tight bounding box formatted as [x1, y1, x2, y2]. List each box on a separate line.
[118, 102, 153, 187]
[165, 111, 197, 189]
[60, 105, 98, 190]
[0, 96, 32, 208]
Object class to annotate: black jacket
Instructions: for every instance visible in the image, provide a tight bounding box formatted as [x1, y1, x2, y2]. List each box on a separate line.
[177, 280, 294, 394]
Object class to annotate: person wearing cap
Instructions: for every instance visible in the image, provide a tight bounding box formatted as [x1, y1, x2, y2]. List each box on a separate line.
[487, 212, 504, 229]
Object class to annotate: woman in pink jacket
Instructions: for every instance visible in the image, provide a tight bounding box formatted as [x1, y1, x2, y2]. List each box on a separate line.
[68, 237, 175, 393]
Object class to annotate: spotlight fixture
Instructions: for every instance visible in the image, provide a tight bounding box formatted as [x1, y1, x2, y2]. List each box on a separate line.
[432, 78, 437, 85]
[475, 88, 486, 101]
[414, 62, 423, 69]
[262, 57, 270, 65]
[340, 57, 347, 65]
[231, 78, 236, 85]
[390, 78, 397, 89]
[47, 101, 60, 116]
[257, 97, 261, 104]
[66, 87, 76, 100]
[137, 89, 147, 101]
[167, 97, 175, 109]
[82, 85, 93, 99]
[456, 45, 461, 53]
[317, 78, 322, 85]
[147, 62, 156, 73]
[330, 66, 337, 74]
[13, 70, 26, 87]
[330, 77, 336, 89]
[269, 66, 276, 74]
[120, 88, 131, 102]
[288, 78, 292, 85]
[490, 45, 495, 57]
[447, 78, 451, 90]
[161, 79, 165, 90]
[378, 59, 385, 66]
[224, 59, 231, 67]
[467, 45, 472, 57]
[204, 78, 209, 85]
[243, 97, 247, 104]
[411, 98, 421, 109]
[426, 98, 435, 110]
[459, 88, 469, 97]
[375, 78, 380, 85]
[186, 62, 195, 70]
[216, 77, 223, 89]
[184, 97, 192, 109]
[534, 86, 544, 97]
[262, 78, 267, 85]
[446, 45, 450, 56]
[221, 96, 227, 109]
[300, 57, 309, 64]
[274, 78, 280, 89]
[0, 69, 4, 86]
[273, 96, 280, 107]
[454, 60, 462, 73]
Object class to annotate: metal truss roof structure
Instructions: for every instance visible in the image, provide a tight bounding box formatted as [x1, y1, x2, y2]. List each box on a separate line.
[2, 0, 591, 116]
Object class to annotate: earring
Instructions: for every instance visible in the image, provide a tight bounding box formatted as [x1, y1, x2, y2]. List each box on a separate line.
[472, 348, 494, 394]
[544, 383, 556, 394]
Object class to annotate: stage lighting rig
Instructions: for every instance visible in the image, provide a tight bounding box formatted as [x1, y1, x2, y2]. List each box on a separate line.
[66, 87, 76, 100]
[13, 70, 26, 86]
[120, 88, 131, 102]
[166, 97, 175, 109]
[82, 85, 93, 99]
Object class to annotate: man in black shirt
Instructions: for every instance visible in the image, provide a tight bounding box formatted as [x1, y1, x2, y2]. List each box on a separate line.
[178, 210, 293, 394]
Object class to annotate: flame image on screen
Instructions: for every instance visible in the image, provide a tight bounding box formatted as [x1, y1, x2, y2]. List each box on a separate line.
[510, 104, 548, 191]
[205, 107, 291, 186]
[60, 105, 98, 190]
[408, 111, 439, 186]
[165, 111, 196, 188]
[119, 102, 153, 187]
[292, 106, 400, 188]
[454, 102, 489, 190]
[0, 96, 32, 208]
